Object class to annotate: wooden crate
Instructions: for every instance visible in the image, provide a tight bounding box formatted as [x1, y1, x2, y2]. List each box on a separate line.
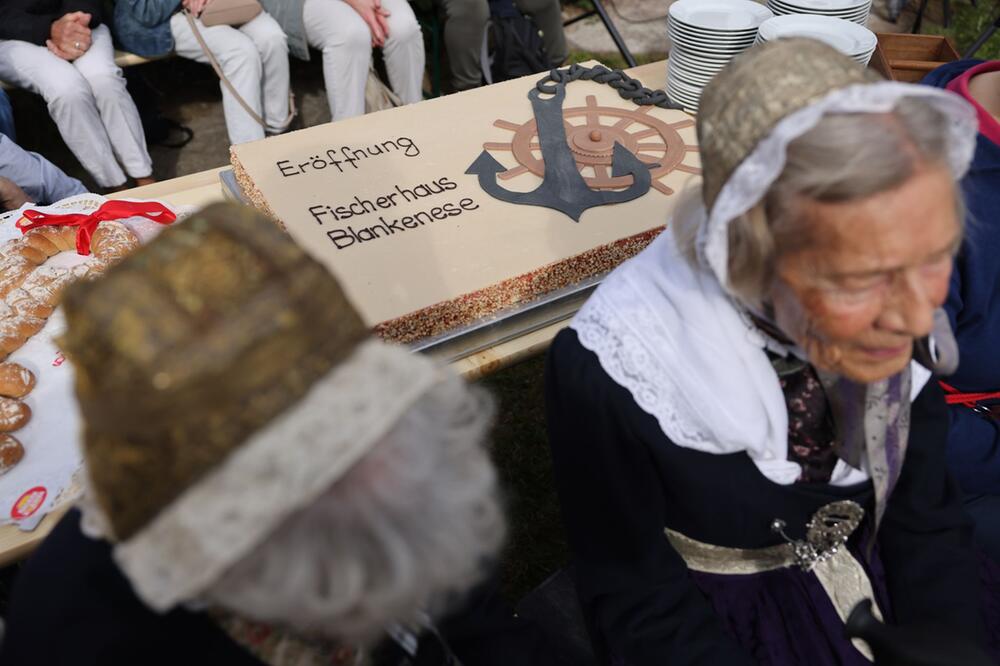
[869, 33, 960, 83]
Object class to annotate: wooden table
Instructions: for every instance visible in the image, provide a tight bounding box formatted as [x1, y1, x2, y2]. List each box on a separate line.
[0, 60, 671, 566]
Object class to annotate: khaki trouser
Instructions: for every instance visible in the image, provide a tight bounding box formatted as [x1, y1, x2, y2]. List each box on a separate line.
[437, 0, 568, 91]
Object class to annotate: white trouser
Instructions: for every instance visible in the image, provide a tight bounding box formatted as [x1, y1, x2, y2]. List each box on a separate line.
[0, 25, 153, 188]
[303, 0, 425, 121]
[171, 11, 290, 145]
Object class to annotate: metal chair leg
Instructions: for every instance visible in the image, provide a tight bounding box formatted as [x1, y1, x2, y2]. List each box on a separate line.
[963, 12, 1000, 57]
[591, 0, 638, 67]
[563, 0, 638, 68]
[911, 0, 932, 32]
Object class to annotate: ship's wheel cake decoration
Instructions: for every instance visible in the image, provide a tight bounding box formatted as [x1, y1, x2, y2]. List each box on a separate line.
[467, 64, 701, 221]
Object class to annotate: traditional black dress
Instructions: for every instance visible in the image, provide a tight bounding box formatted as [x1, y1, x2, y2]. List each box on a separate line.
[546, 328, 999, 664]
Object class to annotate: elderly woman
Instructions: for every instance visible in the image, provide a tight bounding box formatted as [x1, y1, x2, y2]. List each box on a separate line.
[0, 204, 507, 664]
[546, 39, 999, 665]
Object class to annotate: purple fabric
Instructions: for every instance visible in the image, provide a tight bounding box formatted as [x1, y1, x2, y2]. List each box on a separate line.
[884, 374, 904, 497]
[980, 551, 1000, 656]
[685, 542, 891, 666]
[685, 543, 1000, 665]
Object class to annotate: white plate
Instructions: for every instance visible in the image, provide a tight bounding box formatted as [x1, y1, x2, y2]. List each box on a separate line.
[768, 1, 869, 19]
[667, 74, 705, 96]
[769, 3, 869, 16]
[757, 14, 876, 55]
[668, 27, 756, 51]
[668, 15, 760, 38]
[669, 0, 774, 31]
[668, 23, 759, 46]
[670, 58, 731, 78]
[768, 0, 869, 12]
[669, 56, 717, 78]
[666, 83, 701, 105]
[669, 65, 716, 87]
[770, 0, 869, 10]
[669, 50, 734, 73]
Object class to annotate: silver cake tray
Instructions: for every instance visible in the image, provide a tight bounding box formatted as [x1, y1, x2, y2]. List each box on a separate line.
[220, 168, 601, 365]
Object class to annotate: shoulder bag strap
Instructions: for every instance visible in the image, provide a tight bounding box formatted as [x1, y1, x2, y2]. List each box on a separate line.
[183, 10, 296, 132]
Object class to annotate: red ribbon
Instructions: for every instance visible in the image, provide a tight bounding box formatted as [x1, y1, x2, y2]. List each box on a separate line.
[16, 200, 176, 256]
[939, 381, 1000, 408]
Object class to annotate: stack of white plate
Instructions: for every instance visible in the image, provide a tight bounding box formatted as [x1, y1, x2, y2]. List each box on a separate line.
[767, 0, 872, 25]
[667, 0, 773, 113]
[756, 15, 877, 65]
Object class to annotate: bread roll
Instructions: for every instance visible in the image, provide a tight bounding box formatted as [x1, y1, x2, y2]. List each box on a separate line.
[0, 253, 33, 299]
[92, 221, 139, 265]
[0, 434, 23, 475]
[6, 239, 47, 264]
[26, 226, 76, 254]
[0, 362, 34, 398]
[0, 396, 30, 431]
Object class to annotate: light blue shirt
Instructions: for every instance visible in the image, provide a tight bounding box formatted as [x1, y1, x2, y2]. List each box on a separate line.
[0, 134, 87, 206]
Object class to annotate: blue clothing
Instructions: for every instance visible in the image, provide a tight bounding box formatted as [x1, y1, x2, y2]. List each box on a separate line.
[922, 62, 1000, 538]
[0, 89, 15, 142]
[112, 0, 179, 58]
[0, 134, 86, 205]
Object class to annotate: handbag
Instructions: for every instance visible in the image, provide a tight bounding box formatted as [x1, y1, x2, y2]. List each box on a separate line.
[197, 0, 262, 27]
[183, 8, 296, 132]
[365, 66, 403, 113]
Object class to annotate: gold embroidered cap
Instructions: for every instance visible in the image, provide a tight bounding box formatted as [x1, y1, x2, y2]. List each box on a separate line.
[696, 38, 882, 213]
[61, 203, 369, 540]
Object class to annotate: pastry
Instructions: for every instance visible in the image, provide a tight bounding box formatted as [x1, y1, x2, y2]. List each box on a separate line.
[0, 220, 140, 361]
[0, 253, 34, 300]
[0, 434, 23, 475]
[0, 362, 35, 398]
[5, 238, 47, 265]
[91, 221, 140, 265]
[0, 396, 30, 431]
[23, 226, 76, 257]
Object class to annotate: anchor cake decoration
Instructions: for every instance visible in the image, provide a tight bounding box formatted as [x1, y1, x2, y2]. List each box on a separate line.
[467, 65, 701, 221]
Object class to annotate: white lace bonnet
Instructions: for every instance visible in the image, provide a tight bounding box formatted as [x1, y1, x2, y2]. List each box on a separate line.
[693, 38, 978, 291]
[66, 204, 447, 613]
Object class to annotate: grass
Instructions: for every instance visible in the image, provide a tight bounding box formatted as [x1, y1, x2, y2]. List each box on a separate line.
[923, 0, 1000, 59]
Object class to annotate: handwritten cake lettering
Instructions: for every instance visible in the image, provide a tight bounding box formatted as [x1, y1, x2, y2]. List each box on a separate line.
[231, 62, 701, 343]
[275, 136, 421, 178]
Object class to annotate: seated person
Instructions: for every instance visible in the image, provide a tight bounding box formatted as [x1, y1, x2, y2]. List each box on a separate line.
[0, 1, 154, 190]
[923, 59, 1000, 561]
[546, 40, 999, 664]
[0, 133, 86, 211]
[437, 0, 567, 92]
[114, 0, 292, 145]
[259, 0, 425, 121]
[0, 89, 15, 140]
[0, 203, 507, 664]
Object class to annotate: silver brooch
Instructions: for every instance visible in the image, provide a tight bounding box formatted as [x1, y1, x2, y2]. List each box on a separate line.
[771, 500, 865, 571]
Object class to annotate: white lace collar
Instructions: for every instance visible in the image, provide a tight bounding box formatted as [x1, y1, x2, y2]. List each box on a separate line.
[571, 230, 874, 486]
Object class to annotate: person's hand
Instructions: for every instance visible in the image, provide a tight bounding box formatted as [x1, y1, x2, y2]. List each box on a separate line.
[0, 178, 29, 212]
[47, 12, 92, 61]
[344, 0, 391, 47]
[182, 0, 212, 17]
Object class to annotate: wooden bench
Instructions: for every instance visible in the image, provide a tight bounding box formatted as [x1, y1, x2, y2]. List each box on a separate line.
[0, 50, 168, 90]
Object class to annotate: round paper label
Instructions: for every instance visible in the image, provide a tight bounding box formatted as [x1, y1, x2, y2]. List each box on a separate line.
[11, 486, 47, 519]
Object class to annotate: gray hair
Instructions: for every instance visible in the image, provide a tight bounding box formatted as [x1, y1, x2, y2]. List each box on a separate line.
[203, 375, 505, 646]
[674, 97, 961, 305]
